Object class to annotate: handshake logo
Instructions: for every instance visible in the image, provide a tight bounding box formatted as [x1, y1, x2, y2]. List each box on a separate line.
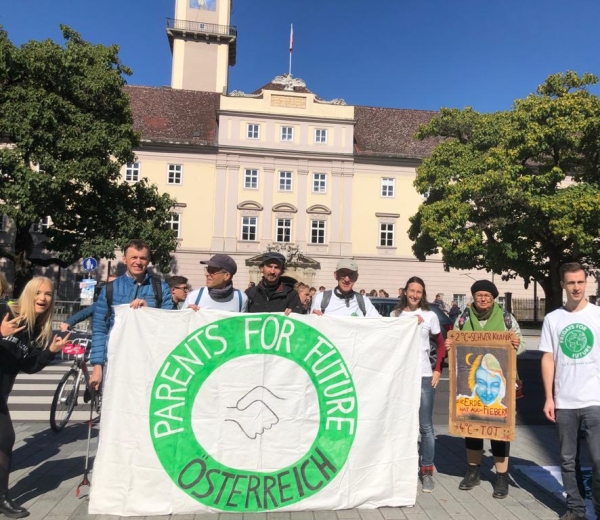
[225, 386, 285, 440]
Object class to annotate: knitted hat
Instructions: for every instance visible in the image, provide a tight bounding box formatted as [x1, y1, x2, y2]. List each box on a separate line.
[470, 280, 499, 299]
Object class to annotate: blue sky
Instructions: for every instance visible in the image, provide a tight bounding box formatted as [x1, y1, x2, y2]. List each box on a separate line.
[2, 0, 599, 113]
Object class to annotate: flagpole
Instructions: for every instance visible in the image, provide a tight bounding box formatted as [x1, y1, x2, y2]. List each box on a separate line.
[288, 23, 293, 77]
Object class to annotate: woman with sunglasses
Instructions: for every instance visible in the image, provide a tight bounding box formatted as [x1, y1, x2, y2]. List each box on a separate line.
[0, 277, 72, 518]
[391, 276, 445, 493]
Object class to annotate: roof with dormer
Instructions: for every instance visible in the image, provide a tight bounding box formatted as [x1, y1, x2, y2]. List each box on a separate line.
[125, 83, 441, 159]
[353, 106, 441, 160]
[125, 85, 220, 146]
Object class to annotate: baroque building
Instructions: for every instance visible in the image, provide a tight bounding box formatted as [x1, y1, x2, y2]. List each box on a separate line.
[116, 0, 537, 306]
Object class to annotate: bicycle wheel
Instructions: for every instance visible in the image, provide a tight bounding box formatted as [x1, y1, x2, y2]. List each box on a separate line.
[50, 369, 80, 432]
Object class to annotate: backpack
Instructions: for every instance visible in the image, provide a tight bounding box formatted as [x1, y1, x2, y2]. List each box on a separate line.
[194, 287, 243, 312]
[105, 275, 163, 321]
[321, 290, 366, 316]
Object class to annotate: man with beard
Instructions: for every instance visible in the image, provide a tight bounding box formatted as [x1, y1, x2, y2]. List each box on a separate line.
[311, 259, 380, 317]
[182, 255, 247, 312]
[246, 252, 304, 314]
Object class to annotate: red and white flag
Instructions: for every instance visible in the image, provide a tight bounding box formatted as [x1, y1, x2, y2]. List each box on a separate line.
[289, 24, 294, 53]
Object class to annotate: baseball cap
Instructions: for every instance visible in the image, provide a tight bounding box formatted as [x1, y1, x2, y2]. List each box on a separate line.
[336, 258, 358, 272]
[200, 254, 237, 276]
[261, 252, 286, 267]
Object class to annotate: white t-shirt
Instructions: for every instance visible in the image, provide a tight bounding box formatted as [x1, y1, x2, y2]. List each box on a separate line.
[311, 290, 380, 318]
[181, 287, 248, 312]
[394, 308, 440, 377]
[539, 302, 600, 409]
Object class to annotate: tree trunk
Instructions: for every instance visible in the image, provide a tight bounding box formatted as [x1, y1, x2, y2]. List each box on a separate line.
[539, 274, 564, 315]
[13, 225, 35, 298]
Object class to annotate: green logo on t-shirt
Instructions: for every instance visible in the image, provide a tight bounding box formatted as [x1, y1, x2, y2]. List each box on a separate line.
[559, 323, 594, 359]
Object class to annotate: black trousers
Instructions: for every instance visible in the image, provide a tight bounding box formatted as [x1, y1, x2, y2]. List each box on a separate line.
[465, 437, 510, 458]
[0, 397, 15, 495]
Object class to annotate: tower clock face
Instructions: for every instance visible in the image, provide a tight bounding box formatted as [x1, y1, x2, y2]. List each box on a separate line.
[190, 0, 216, 11]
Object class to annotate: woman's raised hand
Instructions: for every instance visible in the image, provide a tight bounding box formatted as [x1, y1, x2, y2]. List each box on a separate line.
[0, 314, 26, 337]
[49, 332, 71, 353]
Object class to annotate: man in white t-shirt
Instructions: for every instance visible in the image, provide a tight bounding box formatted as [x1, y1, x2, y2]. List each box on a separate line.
[540, 262, 600, 520]
[311, 259, 380, 317]
[182, 254, 248, 312]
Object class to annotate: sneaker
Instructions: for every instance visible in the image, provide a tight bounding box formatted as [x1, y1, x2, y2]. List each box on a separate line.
[559, 511, 585, 520]
[421, 473, 435, 493]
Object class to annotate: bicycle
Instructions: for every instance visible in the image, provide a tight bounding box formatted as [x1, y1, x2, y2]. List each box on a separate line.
[49, 336, 100, 432]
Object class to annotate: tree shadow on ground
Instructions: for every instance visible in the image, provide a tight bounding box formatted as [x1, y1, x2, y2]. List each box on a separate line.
[435, 433, 567, 517]
[11, 422, 98, 503]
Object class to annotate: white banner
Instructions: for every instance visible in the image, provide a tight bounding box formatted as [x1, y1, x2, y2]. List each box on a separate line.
[89, 307, 422, 515]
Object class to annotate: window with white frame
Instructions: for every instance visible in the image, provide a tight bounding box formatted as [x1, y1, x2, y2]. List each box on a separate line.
[280, 126, 293, 141]
[125, 162, 140, 182]
[244, 169, 259, 189]
[310, 220, 326, 244]
[381, 177, 395, 197]
[168, 213, 181, 238]
[315, 129, 328, 144]
[312, 173, 327, 193]
[453, 294, 466, 310]
[30, 216, 51, 233]
[247, 124, 260, 139]
[379, 223, 395, 247]
[279, 171, 293, 191]
[167, 164, 182, 184]
[276, 218, 292, 243]
[241, 216, 258, 241]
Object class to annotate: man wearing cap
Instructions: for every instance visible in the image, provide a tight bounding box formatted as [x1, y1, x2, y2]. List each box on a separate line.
[182, 254, 248, 312]
[246, 252, 304, 314]
[311, 259, 380, 317]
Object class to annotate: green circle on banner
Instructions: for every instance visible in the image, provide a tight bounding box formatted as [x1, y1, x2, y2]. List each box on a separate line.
[149, 314, 358, 512]
[559, 323, 594, 359]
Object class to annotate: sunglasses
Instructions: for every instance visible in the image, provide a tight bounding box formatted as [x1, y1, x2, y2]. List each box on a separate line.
[336, 270, 358, 282]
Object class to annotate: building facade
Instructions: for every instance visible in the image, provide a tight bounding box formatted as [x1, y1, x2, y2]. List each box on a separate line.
[111, 0, 541, 306]
[1, 0, 544, 307]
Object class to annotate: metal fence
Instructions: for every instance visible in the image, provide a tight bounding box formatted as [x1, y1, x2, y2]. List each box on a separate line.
[505, 297, 546, 325]
[52, 300, 91, 331]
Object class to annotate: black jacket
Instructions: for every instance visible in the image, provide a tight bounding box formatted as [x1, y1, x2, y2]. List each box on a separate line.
[0, 304, 55, 400]
[246, 276, 304, 314]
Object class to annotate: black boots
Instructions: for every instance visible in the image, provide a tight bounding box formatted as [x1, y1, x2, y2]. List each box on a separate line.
[493, 471, 509, 499]
[0, 495, 29, 518]
[459, 464, 481, 490]
[459, 466, 510, 498]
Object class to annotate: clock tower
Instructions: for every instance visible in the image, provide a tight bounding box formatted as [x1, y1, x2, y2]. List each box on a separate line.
[167, 0, 237, 93]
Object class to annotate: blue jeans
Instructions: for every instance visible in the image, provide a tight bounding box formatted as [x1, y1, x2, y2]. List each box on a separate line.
[419, 376, 435, 467]
[556, 406, 600, 516]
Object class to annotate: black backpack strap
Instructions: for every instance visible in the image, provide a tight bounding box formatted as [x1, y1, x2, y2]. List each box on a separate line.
[105, 280, 114, 322]
[503, 309, 513, 330]
[151, 276, 163, 308]
[458, 307, 470, 330]
[356, 293, 366, 316]
[321, 290, 333, 314]
[236, 289, 242, 312]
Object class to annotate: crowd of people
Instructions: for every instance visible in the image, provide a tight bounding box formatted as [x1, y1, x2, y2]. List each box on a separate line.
[0, 242, 595, 520]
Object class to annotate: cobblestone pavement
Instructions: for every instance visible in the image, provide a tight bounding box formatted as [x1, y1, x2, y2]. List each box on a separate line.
[8, 421, 570, 520]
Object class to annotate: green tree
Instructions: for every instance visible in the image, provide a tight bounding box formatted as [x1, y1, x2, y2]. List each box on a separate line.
[409, 71, 600, 313]
[0, 26, 178, 295]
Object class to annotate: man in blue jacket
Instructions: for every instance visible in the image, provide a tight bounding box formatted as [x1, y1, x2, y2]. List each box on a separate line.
[89, 239, 173, 390]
